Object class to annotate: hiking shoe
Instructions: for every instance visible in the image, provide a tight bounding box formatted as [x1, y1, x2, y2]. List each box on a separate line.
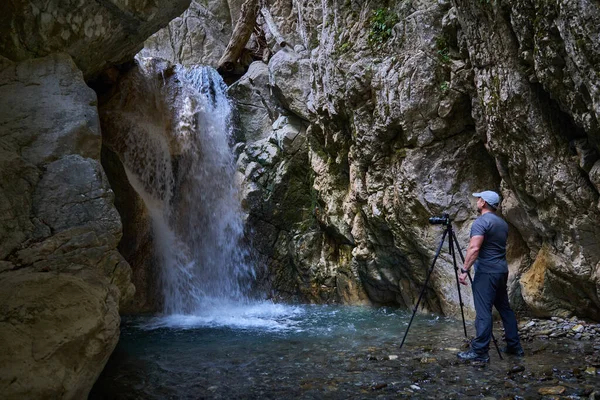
[500, 346, 525, 357]
[457, 350, 490, 362]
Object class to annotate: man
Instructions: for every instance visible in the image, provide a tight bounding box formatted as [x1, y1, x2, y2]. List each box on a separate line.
[457, 190, 524, 362]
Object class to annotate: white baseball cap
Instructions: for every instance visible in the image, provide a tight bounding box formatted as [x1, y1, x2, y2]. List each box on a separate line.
[473, 191, 500, 209]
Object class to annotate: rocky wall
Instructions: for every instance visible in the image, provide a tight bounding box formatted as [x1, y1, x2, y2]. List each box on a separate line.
[0, 0, 191, 78]
[230, 0, 600, 319]
[108, 0, 600, 321]
[0, 54, 134, 399]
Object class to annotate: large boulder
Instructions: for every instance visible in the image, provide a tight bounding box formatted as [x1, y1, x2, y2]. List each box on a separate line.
[0, 53, 133, 399]
[0, 0, 191, 78]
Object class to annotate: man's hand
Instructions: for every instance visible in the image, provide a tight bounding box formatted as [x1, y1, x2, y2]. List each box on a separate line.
[459, 271, 468, 285]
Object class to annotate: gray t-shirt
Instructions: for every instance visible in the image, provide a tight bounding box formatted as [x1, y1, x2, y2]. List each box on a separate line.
[470, 212, 509, 274]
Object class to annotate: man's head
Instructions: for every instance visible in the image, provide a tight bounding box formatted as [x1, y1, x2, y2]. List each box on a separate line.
[472, 191, 500, 213]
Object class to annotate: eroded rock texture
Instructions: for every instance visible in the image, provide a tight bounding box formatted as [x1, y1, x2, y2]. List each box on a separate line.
[0, 54, 134, 399]
[228, 0, 499, 314]
[453, 0, 600, 319]
[0, 0, 190, 78]
[164, 0, 600, 319]
[139, 0, 232, 67]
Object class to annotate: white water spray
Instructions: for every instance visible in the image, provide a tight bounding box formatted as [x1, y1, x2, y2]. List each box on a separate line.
[120, 60, 256, 316]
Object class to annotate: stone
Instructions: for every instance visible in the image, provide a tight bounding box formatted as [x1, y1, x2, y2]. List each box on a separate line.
[0, 272, 120, 399]
[139, 0, 231, 68]
[508, 365, 525, 374]
[268, 48, 312, 120]
[538, 386, 566, 395]
[0, 0, 191, 78]
[0, 54, 133, 398]
[229, 61, 282, 142]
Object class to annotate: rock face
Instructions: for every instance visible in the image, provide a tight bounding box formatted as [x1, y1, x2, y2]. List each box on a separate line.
[0, 0, 191, 78]
[227, 1, 499, 313]
[0, 54, 134, 399]
[452, 0, 600, 319]
[161, 0, 600, 319]
[138, 0, 232, 68]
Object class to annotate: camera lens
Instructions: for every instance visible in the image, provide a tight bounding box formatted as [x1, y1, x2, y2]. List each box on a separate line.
[428, 215, 449, 225]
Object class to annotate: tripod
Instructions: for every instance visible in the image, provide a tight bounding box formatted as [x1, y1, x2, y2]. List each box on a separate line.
[399, 215, 502, 359]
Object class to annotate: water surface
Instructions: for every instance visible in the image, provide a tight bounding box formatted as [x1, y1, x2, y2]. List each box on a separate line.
[91, 304, 600, 399]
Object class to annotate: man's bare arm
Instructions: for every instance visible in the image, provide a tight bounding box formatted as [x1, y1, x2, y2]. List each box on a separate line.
[463, 235, 484, 272]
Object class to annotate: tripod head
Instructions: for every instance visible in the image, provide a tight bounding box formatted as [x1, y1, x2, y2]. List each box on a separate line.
[428, 213, 451, 226]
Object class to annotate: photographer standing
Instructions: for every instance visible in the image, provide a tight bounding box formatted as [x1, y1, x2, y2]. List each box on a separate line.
[457, 191, 524, 362]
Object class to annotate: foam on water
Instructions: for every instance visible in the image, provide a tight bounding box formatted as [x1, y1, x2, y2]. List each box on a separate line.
[138, 301, 305, 331]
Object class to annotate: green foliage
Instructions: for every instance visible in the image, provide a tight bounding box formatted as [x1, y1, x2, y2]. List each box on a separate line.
[339, 42, 351, 54]
[440, 81, 450, 93]
[436, 36, 450, 64]
[368, 8, 398, 49]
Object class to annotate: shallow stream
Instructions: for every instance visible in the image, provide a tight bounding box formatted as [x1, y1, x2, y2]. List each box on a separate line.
[90, 304, 600, 399]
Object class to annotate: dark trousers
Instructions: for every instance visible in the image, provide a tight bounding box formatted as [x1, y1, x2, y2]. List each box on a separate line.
[471, 272, 521, 354]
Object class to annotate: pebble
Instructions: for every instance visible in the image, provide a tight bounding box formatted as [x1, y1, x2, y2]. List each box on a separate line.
[507, 365, 525, 375]
[572, 324, 585, 333]
[538, 386, 566, 395]
[517, 316, 600, 342]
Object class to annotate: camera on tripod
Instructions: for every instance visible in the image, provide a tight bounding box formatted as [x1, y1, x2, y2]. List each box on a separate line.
[428, 213, 450, 225]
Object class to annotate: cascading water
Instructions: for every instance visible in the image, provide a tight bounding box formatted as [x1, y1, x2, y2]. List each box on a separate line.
[118, 58, 291, 325]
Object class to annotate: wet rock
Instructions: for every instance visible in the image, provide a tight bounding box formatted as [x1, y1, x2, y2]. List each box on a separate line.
[585, 367, 597, 375]
[572, 324, 585, 333]
[508, 365, 525, 375]
[538, 386, 566, 395]
[371, 383, 387, 390]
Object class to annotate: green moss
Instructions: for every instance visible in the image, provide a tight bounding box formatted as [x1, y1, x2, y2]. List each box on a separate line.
[394, 148, 407, 158]
[440, 81, 450, 93]
[435, 36, 451, 64]
[368, 8, 398, 50]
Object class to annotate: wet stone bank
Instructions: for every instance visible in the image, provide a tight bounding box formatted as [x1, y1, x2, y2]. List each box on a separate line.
[90, 306, 600, 400]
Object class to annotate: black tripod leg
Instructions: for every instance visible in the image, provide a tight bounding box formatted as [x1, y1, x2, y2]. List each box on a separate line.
[449, 228, 468, 338]
[399, 229, 448, 349]
[452, 230, 503, 360]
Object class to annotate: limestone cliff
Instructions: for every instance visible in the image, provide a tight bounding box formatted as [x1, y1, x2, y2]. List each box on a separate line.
[0, 54, 134, 399]
[0, 0, 190, 78]
[0, 0, 191, 398]
[142, 0, 600, 319]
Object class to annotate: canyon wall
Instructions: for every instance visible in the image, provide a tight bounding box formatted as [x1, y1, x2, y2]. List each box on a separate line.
[144, 0, 600, 319]
[0, 1, 190, 398]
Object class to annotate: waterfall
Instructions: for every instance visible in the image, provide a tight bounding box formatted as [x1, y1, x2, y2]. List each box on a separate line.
[120, 59, 255, 315]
